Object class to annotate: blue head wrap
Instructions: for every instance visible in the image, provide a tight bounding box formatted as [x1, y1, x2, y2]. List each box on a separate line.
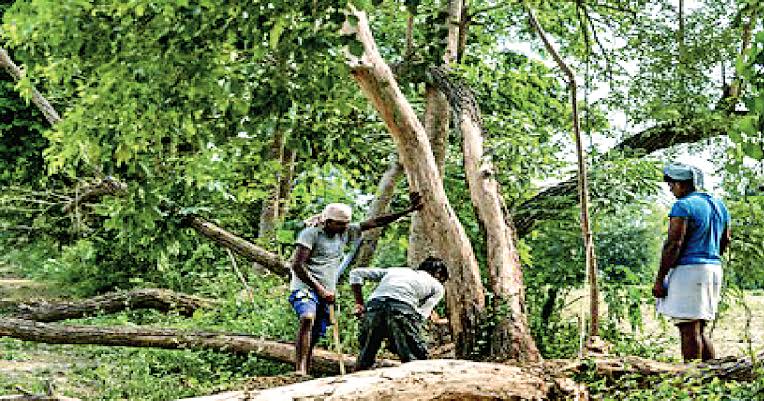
[663, 163, 704, 190]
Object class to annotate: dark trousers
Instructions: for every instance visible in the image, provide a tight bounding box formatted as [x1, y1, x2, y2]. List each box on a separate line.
[356, 297, 428, 370]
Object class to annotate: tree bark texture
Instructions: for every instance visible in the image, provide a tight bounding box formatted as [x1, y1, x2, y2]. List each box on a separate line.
[0, 48, 61, 125]
[355, 157, 404, 267]
[10, 289, 217, 322]
[0, 318, 394, 374]
[176, 360, 578, 401]
[428, 66, 540, 362]
[407, 0, 459, 268]
[344, 9, 486, 358]
[187, 215, 289, 277]
[408, 85, 449, 267]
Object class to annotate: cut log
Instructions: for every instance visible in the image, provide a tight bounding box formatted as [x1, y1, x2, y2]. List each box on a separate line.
[186, 215, 290, 277]
[10, 289, 218, 322]
[175, 359, 578, 401]
[177, 355, 762, 401]
[0, 318, 396, 374]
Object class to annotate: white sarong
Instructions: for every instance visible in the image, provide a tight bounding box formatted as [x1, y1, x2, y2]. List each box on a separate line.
[656, 264, 722, 322]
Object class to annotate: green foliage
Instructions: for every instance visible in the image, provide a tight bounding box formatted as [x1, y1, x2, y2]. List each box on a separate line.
[524, 198, 664, 357]
[583, 369, 764, 401]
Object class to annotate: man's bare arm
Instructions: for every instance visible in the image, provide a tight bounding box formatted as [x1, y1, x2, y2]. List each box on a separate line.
[653, 217, 687, 298]
[292, 245, 334, 303]
[359, 192, 423, 231]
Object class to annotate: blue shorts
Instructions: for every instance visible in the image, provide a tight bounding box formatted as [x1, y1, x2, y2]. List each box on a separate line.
[288, 289, 330, 340]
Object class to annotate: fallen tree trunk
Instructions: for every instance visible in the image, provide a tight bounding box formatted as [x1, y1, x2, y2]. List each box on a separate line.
[0, 318, 396, 374]
[176, 359, 581, 401]
[177, 355, 761, 401]
[10, 289, 217, 322]
[553, 354, 764, 382]
[186, 215, 290, 277]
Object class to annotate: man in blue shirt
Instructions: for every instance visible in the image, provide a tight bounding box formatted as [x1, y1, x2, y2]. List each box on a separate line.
[654, 163, 731, 362]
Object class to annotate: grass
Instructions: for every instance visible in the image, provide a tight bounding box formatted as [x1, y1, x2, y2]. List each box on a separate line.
[562, 288, 764, 361]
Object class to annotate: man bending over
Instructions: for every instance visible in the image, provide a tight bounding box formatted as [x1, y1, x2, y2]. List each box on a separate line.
[349, 257, 449, 371]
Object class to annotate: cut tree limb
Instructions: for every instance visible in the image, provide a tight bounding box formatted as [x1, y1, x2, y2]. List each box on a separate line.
[0, 47, 61, 125]
[177, 356, 762, 401]
[0, 318, 396, 374]
[10, 289, 218, 322]
[186, 215, 290, 277]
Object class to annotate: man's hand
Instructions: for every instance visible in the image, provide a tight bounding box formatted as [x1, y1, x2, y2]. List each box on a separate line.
[409, 192, 424, 211]
[652, 279, 666, 298]
[353, 303, 365, 318]
[317, 288, 336, 304]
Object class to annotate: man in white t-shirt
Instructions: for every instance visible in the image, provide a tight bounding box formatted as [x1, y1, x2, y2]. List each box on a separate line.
[349, 257, 448, 371]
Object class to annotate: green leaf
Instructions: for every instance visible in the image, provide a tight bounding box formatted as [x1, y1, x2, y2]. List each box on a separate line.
[270, 17, 286, 50]
[348, 40, 364, 57]
[743, 142, 764, 160]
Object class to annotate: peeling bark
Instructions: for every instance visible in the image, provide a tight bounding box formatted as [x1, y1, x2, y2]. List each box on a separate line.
[344, 9, 485, 358]
[0, 318, 395, 374]
[10, 289, 217, 322]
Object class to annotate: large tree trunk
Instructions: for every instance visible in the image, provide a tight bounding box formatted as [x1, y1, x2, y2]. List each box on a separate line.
[407, 86, 449, 267]
[428, 67, 540, 362]
[186, 215, 289, 277]
[176, 360, 576, 401]
[355, 157, 404, 267]
[344, 9, 485, 358]
[10, 289, 217, 322]
[0, 318, 394, 374]
[407, 0, 459, 268]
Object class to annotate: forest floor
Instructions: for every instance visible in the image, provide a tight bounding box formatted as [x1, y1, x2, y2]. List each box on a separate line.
[1, 262, 762, 399]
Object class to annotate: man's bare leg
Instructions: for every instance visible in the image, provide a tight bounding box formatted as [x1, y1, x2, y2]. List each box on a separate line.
[295, 316, 315, 375]
[700, 320, 715, 361]
[677, 320, 703, 362]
